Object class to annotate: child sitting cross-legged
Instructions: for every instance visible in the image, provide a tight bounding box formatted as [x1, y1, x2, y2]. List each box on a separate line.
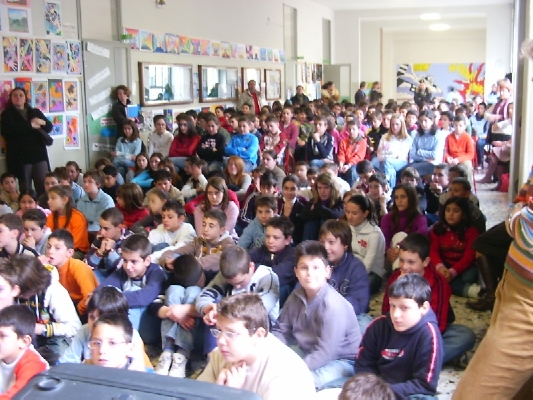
[21, 209, 52, 256]
[148, 200, 196, 260]
[249, 216, 296, 307]
[357, 273, 444, 399]
[196, 245, 280, 355]
[271, 240, 361, 391]
[84, 208, 132, 282]
[0, 305, 48, 398]
[59, 286, 151, 371]
[197, 293, 316, 400]
[41, 229, 98, 318]
[237, 195, 277, 250]
[0, 214, 39, 259]
[100, 235, 166, 345]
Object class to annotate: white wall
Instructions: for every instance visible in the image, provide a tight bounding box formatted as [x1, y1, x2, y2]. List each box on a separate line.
[334, 4, 513, 99]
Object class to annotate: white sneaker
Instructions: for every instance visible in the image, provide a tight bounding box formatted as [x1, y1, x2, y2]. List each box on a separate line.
[154, 350, 172, 375]
[168, 353, 187, 378]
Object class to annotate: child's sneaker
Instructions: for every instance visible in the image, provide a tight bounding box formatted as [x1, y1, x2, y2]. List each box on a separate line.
[168, 353, 187, 378]
[155, 350, 172, 375]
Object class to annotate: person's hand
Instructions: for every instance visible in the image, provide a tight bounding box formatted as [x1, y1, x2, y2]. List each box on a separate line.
[488, 114, 502, 123]
[312, 132, 320, 142]
[177, 315, 196, 331]
[22, 236, 36, 249]
[446, 157, 453, 164]
[203, 304, 217, 326]
[297, 139, 306, 147]
[215, 362, 247, 389]
[379, 193, 387, 206]
[38, 255, 50, 265]
[386, 247, 399, 263]
[436, 264, 452, 282]
[492, 141, 503, 147]
[165, 304, 187, 322]
[101, 238, 116, 253]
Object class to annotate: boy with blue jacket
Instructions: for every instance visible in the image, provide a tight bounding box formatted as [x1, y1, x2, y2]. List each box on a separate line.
[237, 195, 276, 250]
[225, 116, 259, 172]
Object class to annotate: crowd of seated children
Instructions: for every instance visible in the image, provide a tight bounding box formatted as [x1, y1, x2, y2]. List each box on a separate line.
[0, 214, 39, 259]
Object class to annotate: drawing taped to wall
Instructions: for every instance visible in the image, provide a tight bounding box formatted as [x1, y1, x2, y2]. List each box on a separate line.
[52, 42, 66, 73]
[35, 38, 51, 73]
[48, 78, 64, 112]
[44, 1, 62, 36]
[3, 36, 18, 72]
[19, 38, 34, 72]
[31, 80, 48, 112]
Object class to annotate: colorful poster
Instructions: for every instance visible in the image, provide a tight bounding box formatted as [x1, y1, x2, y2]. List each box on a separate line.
[211, 41, 220, 57]
[246, 45, 253, 60]
[66, 40, 82, 74]
[165, 33, 178, 54]
[44, 1, 61, 36]
[123, 28, 139, 50]
[19, 38, 34, 72]
[260, 48, 267, 61]
[153, 33, 166, 53]
[7, 7, 30, 34]
[190, 38, 200, 56]
[3, 36, 18, 72]
[266, 49, 273, 62]
[52, 42, 66, 73]
[35, 39, 51, 73]
[48, 78, 64, 112]
[64, 79, 78, 111]
[200, 39, 211, 56]
[31, 81, 47, 112]
[14, 77, 31, 102]
[65, 115, 80, 149]
[4, 0, 30, 6]
[231, 43, 239, 58]
[252, 46, 260, 61]
[279, 50, 286, 63]
[396, 63, 486, 100]
[236, 44, 246, 59]
[139, 31, 154, 51]
[179, 36, 192, 55]
[0, 81, 14, 112]
[221, 42, 231, 59]
[46, 114, 64, 136]
[273, 49, 280, 63]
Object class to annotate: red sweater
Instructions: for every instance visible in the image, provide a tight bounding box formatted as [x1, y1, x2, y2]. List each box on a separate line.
[429, 226, 479, 278]
[169, 134, 201, 157]
[444, 133, 474, 163]
[116, 204, 150, 228]
[0, 346, 48, 399]
[382, 266, 451, 333]
[280, 122, 299, 149]
[184, 189, 239, 215]
[338, 137, 367, 166]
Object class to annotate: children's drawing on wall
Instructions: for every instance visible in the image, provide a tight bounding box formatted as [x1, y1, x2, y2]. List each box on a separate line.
[44, 1, 62, 36]
[65, 115, 80, 149]
[3, 37, 18, 72]
[7, 7, 30, 34]
[14, 77, 31, 103]
[191, 39, 200, 56]
[0, 81, 14, 112]
[64, 79, 78, 111]
[165, 34, 178, 54]
[48, 78, 64, 112]
[200, 40, 211, 57]
[221, 42, 231, 59]
[211, 41, 220, 57]
[272, 50, 279, 63]
[123, 28, 139, 50]
[396, 63, 486, 101]
[153, 33, 166, 53]
[179, 36, 192, 55]
[35, 39, 51, 73]
[31, 81, 48, 112]
[236, 44, 246, 60]
[139, 31, 154, 51]
[66, 40, 82, 74]
[266, 49, 273, 62]
[260, 48, 267, 62]
[19, 38, 34, 72]
[52, 42, 66, 73]
[252, 46, 260, 61]
[3, 0, 30, 6]
[246, 45, 253, 60]
[279, 50, 286, 63]
[46, 114, 64, 137]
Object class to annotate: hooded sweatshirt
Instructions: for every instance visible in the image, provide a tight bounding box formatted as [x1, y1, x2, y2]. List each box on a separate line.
[249, 244, 296, 287]
[356, 309, 443, 398]
[329, 252, 370, 315]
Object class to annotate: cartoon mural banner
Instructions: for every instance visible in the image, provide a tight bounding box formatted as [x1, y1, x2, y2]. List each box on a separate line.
[396, 63, 485, 101]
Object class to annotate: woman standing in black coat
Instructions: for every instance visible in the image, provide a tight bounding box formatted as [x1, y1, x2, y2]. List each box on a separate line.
[0, 88, 52, 194]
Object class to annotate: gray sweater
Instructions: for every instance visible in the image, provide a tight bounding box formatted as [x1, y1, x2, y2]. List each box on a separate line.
[271, 283, 361, 371]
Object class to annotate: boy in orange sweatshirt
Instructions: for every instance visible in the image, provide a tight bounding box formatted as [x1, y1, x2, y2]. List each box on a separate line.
[444, 115, 475, 186]
[338, 119, 368, 186]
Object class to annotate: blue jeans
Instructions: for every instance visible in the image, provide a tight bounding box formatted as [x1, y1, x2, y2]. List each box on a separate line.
[450, 265, 479, 298]
[243, 160, 255, 173]
[207, 161, 224, 172]
[129, 306, 161, 346]
[169, 157, 188, 171]
[379, 159, 408, 189]
[161, 285, 202, 352]
[113, 157, 135, 178]
[442, 323, 476, 364]
[357, 313, 373, 336]
[152, 242, 169, 252]
[476, 137, 486, 167]
[340, 165, 358, 187]
[309, 159, 327, 169]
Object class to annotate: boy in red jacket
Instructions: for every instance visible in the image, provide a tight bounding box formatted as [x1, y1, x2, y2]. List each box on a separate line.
[338, 119, 368, 186]
[444, 115, 475, 186]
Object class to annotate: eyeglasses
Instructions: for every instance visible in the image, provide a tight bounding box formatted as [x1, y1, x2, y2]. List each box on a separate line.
[210, 328, 249, 341]
[87, 340, 128, 349]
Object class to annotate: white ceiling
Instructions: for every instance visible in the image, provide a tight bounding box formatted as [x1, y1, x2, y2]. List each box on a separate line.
[310, 0, 512, 10]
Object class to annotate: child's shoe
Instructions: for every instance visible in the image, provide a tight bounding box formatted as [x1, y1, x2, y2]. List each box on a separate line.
[168, 353, 187, 378]
[155, 350, 172, 375]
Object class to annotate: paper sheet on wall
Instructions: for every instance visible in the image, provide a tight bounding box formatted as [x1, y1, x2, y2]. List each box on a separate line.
[86, 42, 110, 58]
[87, 67, 110, 89]
[91, 103, 111, 120]
[88, 88, 111, 106]
[92, 142, 114, 152]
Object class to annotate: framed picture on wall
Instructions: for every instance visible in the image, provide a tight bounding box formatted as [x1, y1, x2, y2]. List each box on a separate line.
[241, 67, 262, 92]
[138, 62, 194, 106]
[265, 69, 281, 100]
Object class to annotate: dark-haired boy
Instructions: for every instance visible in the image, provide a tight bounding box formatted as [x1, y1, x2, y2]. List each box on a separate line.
[272, 241, 360, 390]
[196, 114, 227, 171]
[0, 214, 39, 259]
[100, 234, 167, 345]
[0, 173, 19, 212]
[225, 116, 259, 172]
[101, 165, 120, 202]
[21, 209, 51, 255]
[76, 169, 115, 234]
[250, 216, 297, 307]
[42, 229, 98, 316]
[238, 195, 277, 250]
[353, 160, 376, 193]
[357, 273, 443, 398]
[425, 164, 449, 225]
[261, 149, 286, 188]
[382, 233, 475, 364]
[196, 245, 280, 353]
[0, 305, 48, 398]
[84, 208, 132, 282]
[198, 293, 316, 399]
[152, 170, 184, 204]
[238, 170, 278, 233]
[367, 174, 389, 223]
[444, 115, 475, 186]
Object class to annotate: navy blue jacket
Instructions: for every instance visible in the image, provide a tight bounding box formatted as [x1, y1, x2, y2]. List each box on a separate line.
[249, 245, 297, 287]
[329, 252, 369, 315]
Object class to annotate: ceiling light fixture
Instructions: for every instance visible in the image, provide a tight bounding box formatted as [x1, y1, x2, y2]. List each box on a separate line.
[420, 13, 441, 21]
[429, 23, 450, 31]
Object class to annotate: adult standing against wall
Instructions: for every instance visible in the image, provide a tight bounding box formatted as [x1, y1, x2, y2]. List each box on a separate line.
[237, 80, 263, 115]
[111, 85, 134, 136]
[354, 81, 367, 105]
[0, 87, 52, 194]
[320, 81, 340, 104]
[290, 85, 310, 105]
[369, 81, 382, 103]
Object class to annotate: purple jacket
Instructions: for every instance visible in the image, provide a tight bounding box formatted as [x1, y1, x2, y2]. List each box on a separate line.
[380, 211, 428, 249]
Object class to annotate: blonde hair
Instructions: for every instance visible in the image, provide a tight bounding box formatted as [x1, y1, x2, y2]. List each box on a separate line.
[312, 173, 340, 208]
[384, 114, 409, 141]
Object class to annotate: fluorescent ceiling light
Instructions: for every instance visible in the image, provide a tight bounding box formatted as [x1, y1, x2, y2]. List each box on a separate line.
[420, 13, 441, 21]
[429, 23, 450, 31]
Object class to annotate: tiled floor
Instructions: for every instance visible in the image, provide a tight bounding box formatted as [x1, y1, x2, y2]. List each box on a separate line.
[367, 174, 509, 399]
